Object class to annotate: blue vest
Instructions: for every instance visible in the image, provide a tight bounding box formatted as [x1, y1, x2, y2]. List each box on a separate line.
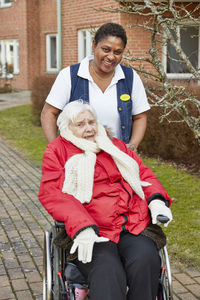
[69, 63, 133, 143]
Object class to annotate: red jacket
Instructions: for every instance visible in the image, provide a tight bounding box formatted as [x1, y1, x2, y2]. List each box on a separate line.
[38, 136, 171, 243]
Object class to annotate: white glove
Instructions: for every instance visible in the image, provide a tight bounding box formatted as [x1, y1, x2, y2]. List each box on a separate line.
[148, 199, 172, 227]
[70, 228, 109, 263]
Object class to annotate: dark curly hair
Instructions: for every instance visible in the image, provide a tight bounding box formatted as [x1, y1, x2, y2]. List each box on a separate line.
[94, 23, 127, 48]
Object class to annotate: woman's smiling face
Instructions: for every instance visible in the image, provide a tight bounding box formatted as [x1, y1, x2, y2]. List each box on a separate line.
[69, 110, 98, 142]
[92, 35, 125, 74]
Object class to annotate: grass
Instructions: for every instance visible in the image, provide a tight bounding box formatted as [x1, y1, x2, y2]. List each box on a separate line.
[0, 105, 47, 166]
[142, 157, 200, 271]
[0, 104, 200, 271]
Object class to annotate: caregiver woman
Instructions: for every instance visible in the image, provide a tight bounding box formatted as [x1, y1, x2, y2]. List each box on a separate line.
[38, 100, 172, 300]
[41, 23, 150, 150]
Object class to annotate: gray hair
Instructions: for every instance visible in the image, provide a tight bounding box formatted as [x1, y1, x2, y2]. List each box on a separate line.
[57, 99, 97, 132]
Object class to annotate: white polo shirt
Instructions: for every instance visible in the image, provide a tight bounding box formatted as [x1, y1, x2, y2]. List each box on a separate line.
[46, 56, 150, 138]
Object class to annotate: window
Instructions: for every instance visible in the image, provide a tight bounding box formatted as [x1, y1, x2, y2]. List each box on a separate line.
[78, 29, 93, 62]
[46, 34, 58, 72]
[163, 25, 200, 79]
[0, 0, 14, 8]
[0, 40, 19, 77]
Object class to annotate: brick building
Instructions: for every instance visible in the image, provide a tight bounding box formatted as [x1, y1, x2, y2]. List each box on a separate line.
[0, 0, 199, 90]
[0, 0, 57, 90]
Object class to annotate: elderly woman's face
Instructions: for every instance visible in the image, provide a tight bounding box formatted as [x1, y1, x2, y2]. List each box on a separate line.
[69, 110, 98, 142]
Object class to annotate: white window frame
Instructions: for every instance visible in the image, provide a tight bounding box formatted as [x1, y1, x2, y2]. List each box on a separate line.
[46, 34, 58, 73]
[78, 29, 93, 62]
[0, 0, 14, 8]
[0, 39, 19, 78]
[162, 24, 200, 79]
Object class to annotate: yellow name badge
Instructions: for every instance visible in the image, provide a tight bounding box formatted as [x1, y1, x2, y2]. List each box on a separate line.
[120, 94, 131, 101]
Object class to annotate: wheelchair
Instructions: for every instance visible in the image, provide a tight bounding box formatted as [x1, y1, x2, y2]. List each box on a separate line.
[43, 220, 173, 300]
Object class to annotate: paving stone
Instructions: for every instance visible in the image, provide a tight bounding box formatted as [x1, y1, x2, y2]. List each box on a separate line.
[0, 275, 10, 287]
[12, 278, 29, 291]
[17, 254, 32, 263]
[33, 256, 43, 267]
[0, 234, 9, 243]
[7, 268, 25, 280]
[0, 264, 7, 276]
[30, 247, 43, 257]
[5, 259, 20, 269]
[186, 284, 200, 297]
[0, 242, 12, 252]
[2, 250, 16, 260]
[0, 286, 14, 299]
[31, 281, 43, 295]
[25, 271, 42, 283]
[15, 290, 33, 300]
[173, 272, 196, 285]
[178, 292, 199, 300]
[6, 230, 19, 239]
[194, 277, 200, 284]
[173, 279, 188, 294]
[21, 261, 36, 273]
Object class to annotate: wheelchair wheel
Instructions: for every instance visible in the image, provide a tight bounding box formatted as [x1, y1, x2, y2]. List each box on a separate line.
[157, 246, 173, 300]
[43, 227, 67, 300]
[43, 230, 52, 300]
[52, 226, 63, 299]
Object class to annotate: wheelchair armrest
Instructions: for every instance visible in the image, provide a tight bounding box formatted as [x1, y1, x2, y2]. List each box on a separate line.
[55, 221, 65, 228]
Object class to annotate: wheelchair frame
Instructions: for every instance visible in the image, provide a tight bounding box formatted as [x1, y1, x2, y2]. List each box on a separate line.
[43, 222, 173, 300]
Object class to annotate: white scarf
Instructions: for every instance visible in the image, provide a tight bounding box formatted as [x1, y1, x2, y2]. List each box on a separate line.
[59, 123, 151, 203]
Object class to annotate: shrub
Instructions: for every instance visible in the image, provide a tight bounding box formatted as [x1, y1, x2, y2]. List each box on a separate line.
[0, 85, 12, 93]
[0, 76, 13, 93]
[31, 75, 56, 125]
[140, 83, 200, 174]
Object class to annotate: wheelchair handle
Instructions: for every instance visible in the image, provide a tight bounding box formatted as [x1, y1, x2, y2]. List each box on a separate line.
[157, 215, 170, 224]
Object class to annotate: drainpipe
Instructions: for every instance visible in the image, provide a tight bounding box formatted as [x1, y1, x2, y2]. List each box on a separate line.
[57, 0, 62, 71]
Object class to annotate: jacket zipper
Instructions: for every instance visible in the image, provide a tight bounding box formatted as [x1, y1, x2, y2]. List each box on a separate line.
[122, 214, 128, 231]
[120, 181, 131, 231]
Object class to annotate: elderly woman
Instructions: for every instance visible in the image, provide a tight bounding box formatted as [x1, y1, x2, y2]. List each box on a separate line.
[38, 100, 172, 300]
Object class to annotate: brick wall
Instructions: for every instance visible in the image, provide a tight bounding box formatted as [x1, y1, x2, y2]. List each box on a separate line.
[0, 0, 28, 89]
[0, 0, 57, 90]
[121, 13, 153, 73]
[26, 0, 40, 89]
[39, 0, 57, 75]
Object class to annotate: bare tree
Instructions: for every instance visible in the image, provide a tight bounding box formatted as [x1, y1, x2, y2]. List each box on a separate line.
[101, 0, 200, 143]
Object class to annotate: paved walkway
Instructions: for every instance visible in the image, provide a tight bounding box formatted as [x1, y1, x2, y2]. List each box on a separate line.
[0, 90, 31, 110]
[0, 137, 53, 299]
[0, 92, 200, 299]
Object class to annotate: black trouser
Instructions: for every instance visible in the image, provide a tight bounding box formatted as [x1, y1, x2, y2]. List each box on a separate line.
[75, 232, 160, 300]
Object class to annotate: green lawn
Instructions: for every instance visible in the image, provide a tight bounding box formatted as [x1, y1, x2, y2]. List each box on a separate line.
[142, 157, 200, 270]
[0, 105, 47, 166]
[0, 104, 200, 270]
